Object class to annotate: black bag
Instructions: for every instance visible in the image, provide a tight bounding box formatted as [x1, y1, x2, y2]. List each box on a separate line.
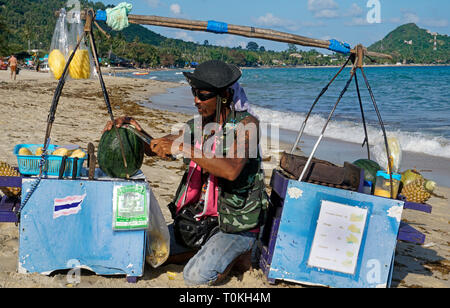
[172, 203, 219, 249]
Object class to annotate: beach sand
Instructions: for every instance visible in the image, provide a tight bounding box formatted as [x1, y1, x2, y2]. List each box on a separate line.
[0, 69, 448, 288]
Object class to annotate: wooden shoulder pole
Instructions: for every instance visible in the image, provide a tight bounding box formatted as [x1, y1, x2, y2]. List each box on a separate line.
[65, 9, 392, 60]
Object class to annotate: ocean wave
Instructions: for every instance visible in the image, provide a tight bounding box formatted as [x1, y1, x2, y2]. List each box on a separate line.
[251, 105, 450, 159]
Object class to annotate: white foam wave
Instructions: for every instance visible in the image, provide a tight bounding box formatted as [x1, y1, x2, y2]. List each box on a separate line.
[252, 106, 450, 159]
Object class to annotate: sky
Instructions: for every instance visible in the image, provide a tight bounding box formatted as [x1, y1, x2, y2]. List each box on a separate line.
[105, 0, 450, 52]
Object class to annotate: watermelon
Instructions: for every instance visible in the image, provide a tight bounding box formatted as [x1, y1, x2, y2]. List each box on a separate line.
[352, 159, 382, 183]
[98, 127, 144, 178]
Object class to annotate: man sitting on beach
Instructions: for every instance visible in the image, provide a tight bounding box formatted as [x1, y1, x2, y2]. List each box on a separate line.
[104, 60, 269, 286]
[7, 55, 17, 80]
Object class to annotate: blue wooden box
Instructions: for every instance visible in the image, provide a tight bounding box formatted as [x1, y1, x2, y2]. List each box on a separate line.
[18, 177, 148, 282]
[259, 170, 430, 288]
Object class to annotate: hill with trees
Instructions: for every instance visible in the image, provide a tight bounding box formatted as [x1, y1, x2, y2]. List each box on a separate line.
[1, 1, 448, 67]
[0, 0, 346, 68]
[368, 23, 450, 64]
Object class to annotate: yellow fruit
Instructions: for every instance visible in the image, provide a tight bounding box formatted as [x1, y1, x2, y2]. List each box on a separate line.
[69, 49, 91, 79]
[18, 147, 32, 156]
[0, 161, 21, 197]
[69, 149, 86, 158]
[35, 147, 44, 156]
[48, 49, 66, 80]
[52, 147, 69, 156]
[146, 231, 169, 267]
[401, 178, 432, 204]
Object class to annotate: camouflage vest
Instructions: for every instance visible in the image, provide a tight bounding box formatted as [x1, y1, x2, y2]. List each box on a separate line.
[171, 111, 269, 233]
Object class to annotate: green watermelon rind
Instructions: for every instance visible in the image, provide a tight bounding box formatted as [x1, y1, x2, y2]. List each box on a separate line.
[97, 127, 144, 178]
[352, 159, 382, 183]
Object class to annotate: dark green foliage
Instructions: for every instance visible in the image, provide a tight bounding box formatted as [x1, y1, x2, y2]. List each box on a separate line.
[369, 23, 450, 64]
[2, 1, 446, 66]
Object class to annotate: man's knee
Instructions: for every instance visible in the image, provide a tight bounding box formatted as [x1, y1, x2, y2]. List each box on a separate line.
[183, 258, 217, 286]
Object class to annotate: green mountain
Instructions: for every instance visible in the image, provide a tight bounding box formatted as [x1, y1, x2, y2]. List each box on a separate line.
[368, 23, 450, 64]
[3, 1, 447, 67]
[0, 0, 169, 50]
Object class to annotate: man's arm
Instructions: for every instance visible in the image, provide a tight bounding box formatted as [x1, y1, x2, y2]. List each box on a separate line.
[180, 115, 259, 181]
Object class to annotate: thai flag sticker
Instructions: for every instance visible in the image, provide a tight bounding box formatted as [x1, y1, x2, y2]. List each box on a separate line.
[53, 194, 86, 219]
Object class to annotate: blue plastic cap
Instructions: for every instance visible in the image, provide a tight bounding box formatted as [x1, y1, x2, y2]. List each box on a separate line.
[376, 170, 402, 181]
[96, 10, 107, 21]
[207, 20, 228, 34]
[328, 39, 351, 54]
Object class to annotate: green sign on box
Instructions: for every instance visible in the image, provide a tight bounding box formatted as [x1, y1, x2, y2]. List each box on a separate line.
[113, 184, 149, 230]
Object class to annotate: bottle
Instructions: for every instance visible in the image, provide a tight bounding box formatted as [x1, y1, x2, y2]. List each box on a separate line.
[374, 170, 402, 199]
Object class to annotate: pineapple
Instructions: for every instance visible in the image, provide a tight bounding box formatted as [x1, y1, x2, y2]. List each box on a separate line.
[401, 178, 436, 204]
[0, 161, 21, 198]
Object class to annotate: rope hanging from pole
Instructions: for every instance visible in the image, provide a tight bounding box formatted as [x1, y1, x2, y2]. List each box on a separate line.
[52, 7, 396, 200]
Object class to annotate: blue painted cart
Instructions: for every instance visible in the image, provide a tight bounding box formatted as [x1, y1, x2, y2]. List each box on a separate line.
[259, 170, 432, 288]
[16, 172, 149, 283]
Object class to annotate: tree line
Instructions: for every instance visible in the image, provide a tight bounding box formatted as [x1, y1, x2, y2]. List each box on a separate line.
[0, 0, 347, 68]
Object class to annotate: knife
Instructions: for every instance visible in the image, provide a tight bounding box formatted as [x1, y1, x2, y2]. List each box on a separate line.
[122, 124, 176, 161]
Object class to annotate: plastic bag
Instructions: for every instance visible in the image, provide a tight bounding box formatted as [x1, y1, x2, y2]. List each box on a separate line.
[371, 136, 402, 173]
[106, 2, 133, 31]
[49, 8, 69, 79]
[67, 9, 94, 79]
[146, 189, 170, 268]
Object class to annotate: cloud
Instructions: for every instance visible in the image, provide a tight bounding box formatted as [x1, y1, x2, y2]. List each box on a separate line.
[389, 11, 448, 28]
[174, 31, 194, 42]
[146, 0, 160, 8]
[390, 11, 420, 24]
[170, 4, 181, 15]
[345, 17, 371, 27]
[307, 0, 338, 11]
[307, 0, 339, 18]
[403, 12, 420, 24]
[215, 35, 246, 49]
[253, 13, 300, 31]
[422, 18, 448, 28]
[314, 9, 339, 18]
[344, 3, 363, 18]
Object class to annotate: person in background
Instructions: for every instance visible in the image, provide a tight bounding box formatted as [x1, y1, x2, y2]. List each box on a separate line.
[7, 55, 17, 80]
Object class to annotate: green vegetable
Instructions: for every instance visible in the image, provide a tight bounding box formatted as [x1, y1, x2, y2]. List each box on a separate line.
[400, 169, 424, 187]
[352, 159, 382, 183]
[98, 127, 144, 178]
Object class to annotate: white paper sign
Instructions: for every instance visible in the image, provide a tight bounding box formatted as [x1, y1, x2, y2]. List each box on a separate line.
[308, 200, 368, 274]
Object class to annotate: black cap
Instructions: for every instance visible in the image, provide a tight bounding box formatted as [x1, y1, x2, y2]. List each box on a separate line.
[183, 60, 241, 92]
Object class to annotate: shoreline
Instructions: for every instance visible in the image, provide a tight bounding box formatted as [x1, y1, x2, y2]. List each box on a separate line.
[103, 63, 450, 74]
[0, 69, 449, 288]
[148, 83, 450, 187]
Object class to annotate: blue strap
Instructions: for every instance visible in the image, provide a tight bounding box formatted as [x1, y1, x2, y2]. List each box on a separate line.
[328, 39, 351, 54]
[207, 20, 228, 34]
[96, 10, 107, 21]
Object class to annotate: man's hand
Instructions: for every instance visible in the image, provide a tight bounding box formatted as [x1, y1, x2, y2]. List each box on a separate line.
[103, 116, 143, 133]
[150, 138, 182, 159]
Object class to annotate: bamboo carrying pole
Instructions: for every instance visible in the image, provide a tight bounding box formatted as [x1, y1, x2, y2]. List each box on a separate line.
[74, 10, 392, 60]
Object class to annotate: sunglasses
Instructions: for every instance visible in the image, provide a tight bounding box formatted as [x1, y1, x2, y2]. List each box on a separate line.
[191, 88, 217, 101]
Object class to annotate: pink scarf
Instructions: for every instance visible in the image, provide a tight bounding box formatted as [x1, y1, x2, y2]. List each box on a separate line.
[175, 133, 220, 220]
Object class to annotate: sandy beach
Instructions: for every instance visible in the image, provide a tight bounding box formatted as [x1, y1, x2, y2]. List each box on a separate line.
[0, 69, 448, 288]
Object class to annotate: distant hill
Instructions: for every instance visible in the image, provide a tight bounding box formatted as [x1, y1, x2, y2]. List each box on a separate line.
[2, 0, 448, 67]
[368, 23, 450, 64]
[0, 0, 178, 50]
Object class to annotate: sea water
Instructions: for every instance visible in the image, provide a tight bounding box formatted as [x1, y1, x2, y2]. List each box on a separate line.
[119, 66, 450, 185]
